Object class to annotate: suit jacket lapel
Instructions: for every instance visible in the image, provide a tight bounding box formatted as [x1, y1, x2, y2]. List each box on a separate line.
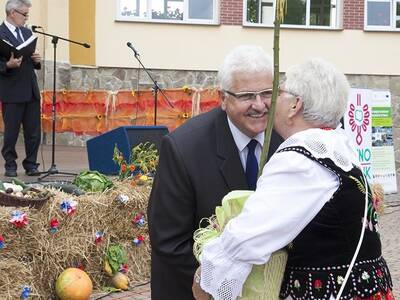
[20, 27, 31, 41]
[0, 22, 19, 46]
[215, 109, 248, 190]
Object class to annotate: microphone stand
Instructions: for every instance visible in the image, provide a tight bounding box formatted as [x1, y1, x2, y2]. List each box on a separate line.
[32, 28, 90, 181]
[127, 47, 173, 125]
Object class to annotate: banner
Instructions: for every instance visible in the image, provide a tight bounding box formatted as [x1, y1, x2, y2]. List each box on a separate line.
[371, 91, 398, 193]
[344, 88, 373, 182]
[345, 88, 398, 194]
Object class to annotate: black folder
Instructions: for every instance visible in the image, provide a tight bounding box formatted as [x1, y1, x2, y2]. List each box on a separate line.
[0, 35, 37, 60]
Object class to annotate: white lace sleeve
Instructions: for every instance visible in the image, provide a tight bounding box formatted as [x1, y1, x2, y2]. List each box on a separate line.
[199, 149, 339, 300]
[200, 237, 253, 300]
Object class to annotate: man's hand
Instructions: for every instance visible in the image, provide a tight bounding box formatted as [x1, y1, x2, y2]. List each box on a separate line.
[6, 52, 22, 69]
[192, 267, 210, 300]
[31, 52, 41, 64]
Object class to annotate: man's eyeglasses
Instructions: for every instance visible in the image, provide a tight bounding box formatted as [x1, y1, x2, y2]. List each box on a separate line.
[224, 88, 273, 102]
[14, 10, 29, 17]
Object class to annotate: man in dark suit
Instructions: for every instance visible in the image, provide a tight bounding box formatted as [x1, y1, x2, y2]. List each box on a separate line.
[0, 0, 41, 177]
[148, 45, 283, 299]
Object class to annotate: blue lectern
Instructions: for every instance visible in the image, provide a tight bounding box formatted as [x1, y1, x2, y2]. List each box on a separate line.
[86, 126, 169, 175]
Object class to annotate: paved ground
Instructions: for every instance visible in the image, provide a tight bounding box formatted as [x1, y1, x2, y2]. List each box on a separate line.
[2, 145, 399, 299]
[379, 194, 400, 298]
[0, 144, 88, 183]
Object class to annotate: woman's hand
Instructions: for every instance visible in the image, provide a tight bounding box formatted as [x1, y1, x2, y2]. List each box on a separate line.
[192, 267, 210, 300]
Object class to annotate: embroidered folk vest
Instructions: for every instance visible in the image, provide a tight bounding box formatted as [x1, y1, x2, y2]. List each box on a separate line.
[278, 146, 392, 300]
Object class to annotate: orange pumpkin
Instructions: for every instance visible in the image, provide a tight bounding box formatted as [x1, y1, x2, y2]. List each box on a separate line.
[55, 268, 93, 300]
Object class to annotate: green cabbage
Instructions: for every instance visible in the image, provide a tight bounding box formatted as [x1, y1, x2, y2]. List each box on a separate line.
[106, 244, 127, 274]
[73, 171, 113, 192]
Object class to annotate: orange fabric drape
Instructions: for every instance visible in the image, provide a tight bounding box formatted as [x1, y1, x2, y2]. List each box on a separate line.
[0, 88, 220, 135]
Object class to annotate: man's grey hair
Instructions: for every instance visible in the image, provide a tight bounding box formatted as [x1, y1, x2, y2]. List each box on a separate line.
[218, 45, 273, 91]
[283, 58, 350, 128]
[6, 0, 31, 15]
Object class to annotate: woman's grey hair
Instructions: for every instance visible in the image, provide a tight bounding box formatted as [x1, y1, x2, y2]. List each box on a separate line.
[218, 45, 273, 91]
[283, 58, 350, 128]
[6, 0, 31, 15]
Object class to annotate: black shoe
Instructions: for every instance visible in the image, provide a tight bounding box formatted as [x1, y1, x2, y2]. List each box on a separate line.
[4, 169, 17, 177]
[25, 168, 40, 176]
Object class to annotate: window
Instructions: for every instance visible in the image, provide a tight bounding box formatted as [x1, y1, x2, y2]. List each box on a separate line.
[365, 0, 400, 30]
[116, 0, 218, 24]
[244, 0, 340, 28]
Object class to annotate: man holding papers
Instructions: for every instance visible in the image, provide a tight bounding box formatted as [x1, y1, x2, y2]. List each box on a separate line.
[0, 0, 41, 177]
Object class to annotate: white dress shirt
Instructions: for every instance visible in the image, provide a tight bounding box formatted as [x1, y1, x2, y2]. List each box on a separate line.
[4, 20, 24, 42]
[227, 116, 264, 171]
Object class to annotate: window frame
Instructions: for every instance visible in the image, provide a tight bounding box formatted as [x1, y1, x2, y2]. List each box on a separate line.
[364, 0, 400, 31]
[242, 0, 342, 29]
[115, 0, 220, 25]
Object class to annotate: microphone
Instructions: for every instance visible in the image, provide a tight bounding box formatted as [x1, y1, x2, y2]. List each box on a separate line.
[127, 42, 139, 56]
[27, 24, 43, 32]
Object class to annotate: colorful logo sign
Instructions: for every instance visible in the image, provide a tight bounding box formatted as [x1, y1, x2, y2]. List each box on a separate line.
[348, 93, 370, 145]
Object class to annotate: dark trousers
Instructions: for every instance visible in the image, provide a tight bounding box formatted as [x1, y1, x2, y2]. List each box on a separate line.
[1, 100, 41, 171]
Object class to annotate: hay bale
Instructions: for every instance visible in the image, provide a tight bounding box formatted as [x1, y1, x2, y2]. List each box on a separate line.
[0, 258, 38, 299]
[0, 180, 151, 299]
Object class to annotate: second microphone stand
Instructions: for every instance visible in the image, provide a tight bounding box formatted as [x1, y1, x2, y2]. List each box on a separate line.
[127, 45, 174, 125]
[33, 28, 90, 181]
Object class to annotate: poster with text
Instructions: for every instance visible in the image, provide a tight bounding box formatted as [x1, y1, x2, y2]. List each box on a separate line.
[344, 88, 373, 182]
[371, 91, 398, 193]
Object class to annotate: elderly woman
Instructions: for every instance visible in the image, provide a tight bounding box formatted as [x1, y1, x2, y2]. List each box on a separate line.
[193, 59, 394, 300]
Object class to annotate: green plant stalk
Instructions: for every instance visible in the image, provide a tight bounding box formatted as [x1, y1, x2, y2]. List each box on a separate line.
[258, 10, 282, 177]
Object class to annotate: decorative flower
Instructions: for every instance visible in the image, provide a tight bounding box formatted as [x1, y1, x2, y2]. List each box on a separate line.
[60, 199, 77, 215]
[136, 174, 149, 186]
[372, 183, 385, 215]
[0, 235, 5, 249]
[119, 263, 128, 274]
[95, 231, 104, 245]
[180, 112, 189, 119]
[132, 213, 145, 227]
[294, 279, 301, 289]
[361, 271, 370, 282]
[115, 194, 129, 204]
[49, 218, 59, 234]
[337, 275, 344, 285]
[113, 142, 159, 180]
[314, 279, 323, 290]
[376, 268, 383, 278]
[133, 235, 145, 246]
[20, 286, 31, 299]
[182, 85, 192, 94]
[75, 262, 85, 271]
[10, 210, 28, 228]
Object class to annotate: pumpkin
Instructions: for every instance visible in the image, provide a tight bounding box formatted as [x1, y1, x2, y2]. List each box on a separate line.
[55, 268, 93, 300]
